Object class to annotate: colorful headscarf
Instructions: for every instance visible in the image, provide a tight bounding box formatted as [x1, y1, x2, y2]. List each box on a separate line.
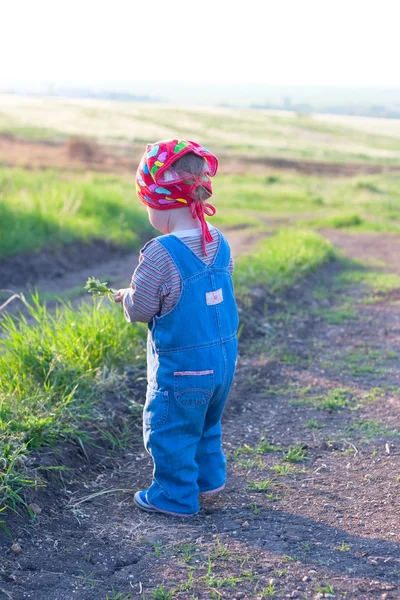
[136, 139, 218, 254]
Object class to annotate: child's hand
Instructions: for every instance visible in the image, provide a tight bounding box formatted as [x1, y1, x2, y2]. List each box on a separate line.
[114, 289, 128, 303]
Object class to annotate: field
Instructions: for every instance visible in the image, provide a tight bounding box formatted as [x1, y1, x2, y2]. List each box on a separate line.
[0, 97, 400, 600]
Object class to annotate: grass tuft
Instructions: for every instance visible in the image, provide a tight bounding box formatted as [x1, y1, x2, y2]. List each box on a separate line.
[234, 229, 335, 298]
[0, 296, 146, 509]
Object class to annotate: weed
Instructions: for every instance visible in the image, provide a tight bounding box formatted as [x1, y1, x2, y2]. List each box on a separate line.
[317, 584, 335, 594]
[106, 592, 133, 600]
[284, 444, 308, 463]
[0, 445, 43, 511]
[260, 582, 276, 596]
[177, 543, 197, 564]
[315, 388, 352, 410]
[361, 387, 385, 404]
[301, 541, 312, 553]
[241, 570, 258, 582]
[212, 538, 231, 561]
[234, 440, 280, 457]
[177, 571, 194, 592]
[235, 456, 265, 470]
[149, 586, 174, 600]
[279, 348, 304, 365]
[273, 568, 288, 578]
[306, 418, 323, 429]
[282, 555, 297, 562]
[153, 542, 164, 556]
[206, 574, 242, 589]
[249, 502, 260, 515]
[264, 493, 280, 502]
[335, 542, 352, 551]
[249, 480, 273, 492]
[270, 464, 296, 475]
[257, 440, 282, 453]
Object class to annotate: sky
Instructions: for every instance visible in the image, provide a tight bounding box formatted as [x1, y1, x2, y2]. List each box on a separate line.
[2, 0, 400, 88]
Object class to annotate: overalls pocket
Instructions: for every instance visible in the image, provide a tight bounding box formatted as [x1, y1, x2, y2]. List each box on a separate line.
[144, 389, 169, 430]
[174, 371, 214, 407]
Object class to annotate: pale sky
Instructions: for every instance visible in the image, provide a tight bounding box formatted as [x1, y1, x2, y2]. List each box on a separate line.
[2, 0, 400, 87]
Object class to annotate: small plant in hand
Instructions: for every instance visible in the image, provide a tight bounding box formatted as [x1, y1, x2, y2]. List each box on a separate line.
[85, 277, 117, 300]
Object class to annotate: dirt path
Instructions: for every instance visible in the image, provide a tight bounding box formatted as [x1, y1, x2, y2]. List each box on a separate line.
[1, 231, 400, 600]
[0, 227, 262, 319]
[2, 134, 400, 177]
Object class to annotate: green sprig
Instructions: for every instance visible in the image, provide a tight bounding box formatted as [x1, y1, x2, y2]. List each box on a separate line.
[84, 277, 117, 299]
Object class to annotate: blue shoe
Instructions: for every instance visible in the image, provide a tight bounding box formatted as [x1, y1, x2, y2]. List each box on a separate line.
[133, 490, 198, 517]
[133, 491, 158, 513]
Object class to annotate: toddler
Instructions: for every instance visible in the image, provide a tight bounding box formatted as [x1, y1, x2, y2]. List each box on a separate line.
[115, 139, 238, 516]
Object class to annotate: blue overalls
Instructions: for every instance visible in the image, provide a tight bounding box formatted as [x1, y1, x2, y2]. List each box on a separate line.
[143, 231, 239, 515]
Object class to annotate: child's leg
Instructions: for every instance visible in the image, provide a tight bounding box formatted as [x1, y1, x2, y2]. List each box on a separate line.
[195, 387, 228, 493]
[196, 340, 237, 493]
[143, 385, 210, 515]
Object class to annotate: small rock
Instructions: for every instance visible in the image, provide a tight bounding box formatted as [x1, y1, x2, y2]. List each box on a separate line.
[381, 594, 388, 600]
[369, 559, 378, 566]
[28, 503, 42, 515]
[336, 513, 343, 519]
[308, 569, 317, 574]
[269, 578, 277, 585]
[302, 575, 310, 582]
[242, 521, 249, 528]
[11, 543, 22, 553]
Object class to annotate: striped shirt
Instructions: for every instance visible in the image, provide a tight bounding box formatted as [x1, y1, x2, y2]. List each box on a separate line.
[123, 226, 234, 323]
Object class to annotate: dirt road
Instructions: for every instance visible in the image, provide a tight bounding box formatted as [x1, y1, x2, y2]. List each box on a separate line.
[2, 133, 400, 177]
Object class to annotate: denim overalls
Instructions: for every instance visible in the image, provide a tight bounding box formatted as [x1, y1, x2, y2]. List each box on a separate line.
[143, 231, 239, 515]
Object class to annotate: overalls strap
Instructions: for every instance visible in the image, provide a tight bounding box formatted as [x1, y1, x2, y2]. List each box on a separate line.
[212, 233, 231, 269]
[156, 235, 205, 279]
[157, 231, 231, 279]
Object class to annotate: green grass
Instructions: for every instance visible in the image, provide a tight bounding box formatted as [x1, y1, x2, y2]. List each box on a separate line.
[290, 387, 354, 410]
[347, 420, 400, 440]
[233, 229, 335, 297]
[249, 480, 273, 492]
[314, 303, 358, 325]
[148, 586, 175, 600]
[316, 388, 353, 410]
[284, 444, 308, 463]
[0, 296, 146, 510]
[0, 169, 153, 258]
[213, 171, 400, 237]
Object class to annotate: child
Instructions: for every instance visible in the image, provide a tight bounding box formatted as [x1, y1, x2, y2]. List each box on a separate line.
[115, 139, 238, 516]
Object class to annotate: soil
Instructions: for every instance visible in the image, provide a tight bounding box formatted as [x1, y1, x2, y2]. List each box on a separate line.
[0, 239, 133, 290]
[1, 231, 400, 600]
[1, 133, 400, 178]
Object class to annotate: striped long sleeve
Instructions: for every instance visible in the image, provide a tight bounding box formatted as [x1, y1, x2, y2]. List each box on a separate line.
[123, 228, 234, 324]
